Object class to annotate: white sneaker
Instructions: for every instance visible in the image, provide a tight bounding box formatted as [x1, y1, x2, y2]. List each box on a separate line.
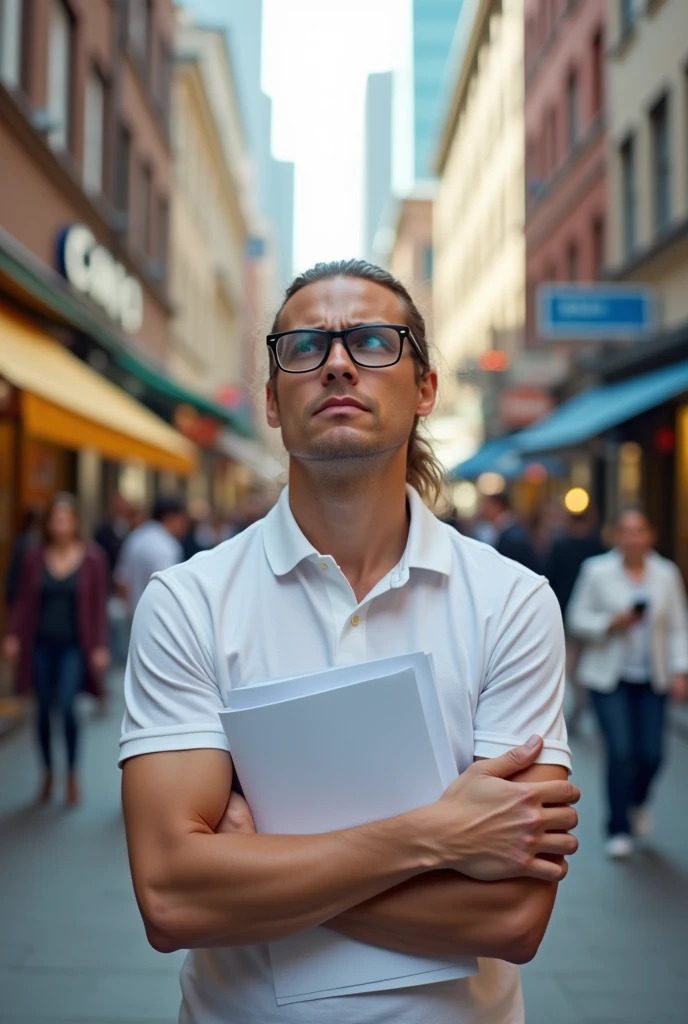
[605, 834, 634, 859]
[630, 806, 654, 838]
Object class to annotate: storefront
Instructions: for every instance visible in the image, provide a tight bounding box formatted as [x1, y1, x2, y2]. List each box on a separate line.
[0, 301, 197, 630]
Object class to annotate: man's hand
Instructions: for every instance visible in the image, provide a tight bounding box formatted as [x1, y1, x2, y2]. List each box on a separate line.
[90, 646, 110, 674]
[428, 736, 579, 882]
[671, 674, 688, 704]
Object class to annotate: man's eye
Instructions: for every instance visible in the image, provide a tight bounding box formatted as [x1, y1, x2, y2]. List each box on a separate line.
[295, 338, 316, 353]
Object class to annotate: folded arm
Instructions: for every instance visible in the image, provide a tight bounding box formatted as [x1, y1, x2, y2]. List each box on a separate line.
[328, 764, 570, 964]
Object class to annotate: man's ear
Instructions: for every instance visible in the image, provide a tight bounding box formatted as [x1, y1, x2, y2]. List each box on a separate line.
[415, 368, 438, 419]
[266, 379, 281, 429]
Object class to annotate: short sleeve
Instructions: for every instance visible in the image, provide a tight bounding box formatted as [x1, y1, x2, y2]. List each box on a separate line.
[473, 580, 571, 772]
[118, 573, 229, 767]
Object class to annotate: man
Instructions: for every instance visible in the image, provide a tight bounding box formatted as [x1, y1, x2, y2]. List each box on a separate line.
[547, 508, 606, 735]
[94, 493, 132, 582]
[120, 261, 578, 1024]
[479, 492, 542, 573]
[115, 496, 186, 615]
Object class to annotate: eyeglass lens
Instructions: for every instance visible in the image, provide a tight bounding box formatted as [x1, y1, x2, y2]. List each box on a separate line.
[276, 326, 402, 372]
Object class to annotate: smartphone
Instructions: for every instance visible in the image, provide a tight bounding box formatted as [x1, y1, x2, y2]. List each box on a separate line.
[633, 599, 647, 616]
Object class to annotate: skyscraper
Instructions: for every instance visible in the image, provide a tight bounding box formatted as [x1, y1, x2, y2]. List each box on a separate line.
[412, 0, 464, 180]
[364, 72, 394, 262]
[186, 0, 294, 290]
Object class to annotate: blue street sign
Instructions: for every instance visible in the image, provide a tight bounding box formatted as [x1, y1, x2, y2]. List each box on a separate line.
[537, 285, 657, 341]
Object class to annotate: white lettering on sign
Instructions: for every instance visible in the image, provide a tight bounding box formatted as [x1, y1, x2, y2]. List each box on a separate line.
[60, 225, 144, 334]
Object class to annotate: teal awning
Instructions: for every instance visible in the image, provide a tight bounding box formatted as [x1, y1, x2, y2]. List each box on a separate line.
[450, 437, 563, 480]
[516, 359, 688, 454]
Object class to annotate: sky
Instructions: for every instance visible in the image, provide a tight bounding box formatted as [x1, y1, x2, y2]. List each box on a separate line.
[261, 0, 409, 270]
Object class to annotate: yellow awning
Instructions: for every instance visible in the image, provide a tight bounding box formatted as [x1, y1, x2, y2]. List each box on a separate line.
[0, 305, 197, 475]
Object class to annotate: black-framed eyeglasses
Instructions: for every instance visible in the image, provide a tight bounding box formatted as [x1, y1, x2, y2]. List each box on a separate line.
[266, 323, 428, 374]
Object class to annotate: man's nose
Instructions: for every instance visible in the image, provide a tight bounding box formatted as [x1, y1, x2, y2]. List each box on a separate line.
[320, 339, 359, 382]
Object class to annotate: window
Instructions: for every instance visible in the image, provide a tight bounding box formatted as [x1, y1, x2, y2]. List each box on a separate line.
[592, 217, 605, 280]
[84, 67, 105, 194]
[156, 194, 169, 278]
[0, 0, 22, 88]
[138, 163, 152, 256]
[567, 70, 579, 150]
[620, 0, 636, 36]
[566, 242, 579, 282]
[651, 94, 671, 234]
[620, 135, 637, 257]
[115, 122, 131, 222]
[128, 0, 148, 58]
[592, 30, 604, 115]
[47, 0, 72, 151]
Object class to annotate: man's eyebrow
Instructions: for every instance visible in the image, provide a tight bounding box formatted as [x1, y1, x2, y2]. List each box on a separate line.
[289, 320, 393, 331]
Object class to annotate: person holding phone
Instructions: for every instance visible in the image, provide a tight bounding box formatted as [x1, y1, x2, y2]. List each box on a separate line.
[567, 508, 688, 859]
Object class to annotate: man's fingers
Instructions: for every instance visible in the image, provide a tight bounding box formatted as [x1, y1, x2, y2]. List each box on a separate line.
[478, 736, 544, 778]
[534, 780, 581, 806]
[537, 833, 579, 857]
[523, 857, 569, 883]
[542, 806, 579, 831]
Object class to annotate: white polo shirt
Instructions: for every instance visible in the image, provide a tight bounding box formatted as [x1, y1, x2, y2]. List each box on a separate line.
[120, 485, 570, 1024]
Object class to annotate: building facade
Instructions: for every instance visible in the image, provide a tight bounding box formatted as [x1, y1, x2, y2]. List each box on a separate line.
[188, 0, 295, 293]
[364, 71, 394, 263]
[412, 0, 464, 181]
[434, 0, 525, 446]
[524, 0, 607, 343]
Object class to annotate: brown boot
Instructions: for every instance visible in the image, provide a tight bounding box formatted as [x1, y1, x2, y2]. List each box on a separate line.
[66, 772, 81, 808]
[38, 771, 53, 804]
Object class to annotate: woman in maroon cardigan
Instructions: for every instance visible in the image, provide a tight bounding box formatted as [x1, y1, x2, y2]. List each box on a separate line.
[3, 493, 109, 806]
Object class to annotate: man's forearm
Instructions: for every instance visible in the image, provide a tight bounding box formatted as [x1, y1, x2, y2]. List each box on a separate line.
[328, 870, 558, 963]
[134, 807, 439, 952]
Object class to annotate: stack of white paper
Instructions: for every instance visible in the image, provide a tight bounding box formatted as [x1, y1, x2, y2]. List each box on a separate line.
[218, 652, 478, 1005]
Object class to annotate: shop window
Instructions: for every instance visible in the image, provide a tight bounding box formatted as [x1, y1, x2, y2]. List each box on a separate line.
[84, 66, 106, 194]
[650, 93, 671, 235]
[47, 0, 73, 152]
[620, 135, 637, 257]
[0, 0, 22, 88]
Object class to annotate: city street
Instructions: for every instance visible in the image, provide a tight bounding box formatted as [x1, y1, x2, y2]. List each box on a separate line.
[0, 675, 686, 1024]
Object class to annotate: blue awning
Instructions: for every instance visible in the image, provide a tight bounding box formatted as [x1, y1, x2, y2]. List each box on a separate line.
[516, 359, 688, 454]
[450, 436, 563, 480]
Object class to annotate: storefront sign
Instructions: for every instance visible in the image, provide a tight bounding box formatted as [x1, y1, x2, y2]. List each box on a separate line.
[57, 225, 144, 334]
[174, 404, 219, 449]
[537, 284, 656, 341]
[499, 386, 554, 428]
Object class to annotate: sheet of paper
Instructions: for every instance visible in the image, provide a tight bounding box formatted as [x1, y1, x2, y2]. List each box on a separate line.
[219, 655, 477, 1003]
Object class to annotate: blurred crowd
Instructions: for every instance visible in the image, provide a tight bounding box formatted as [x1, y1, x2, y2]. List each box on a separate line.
[1, 490, 273, 807]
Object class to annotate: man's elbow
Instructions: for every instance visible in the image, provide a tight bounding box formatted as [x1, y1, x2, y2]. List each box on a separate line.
[501, 894, 557, 965]
[138, 882, 188, 954]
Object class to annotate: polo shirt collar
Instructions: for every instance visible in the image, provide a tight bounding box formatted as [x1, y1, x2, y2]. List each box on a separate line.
[262, 484, 452, 579]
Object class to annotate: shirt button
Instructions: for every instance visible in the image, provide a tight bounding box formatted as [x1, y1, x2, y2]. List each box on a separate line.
[318, 561, 328, 570]
[351, 614, 360, 627]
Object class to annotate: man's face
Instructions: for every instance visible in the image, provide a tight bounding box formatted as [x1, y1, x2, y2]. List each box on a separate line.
[265, 277, 437, 469]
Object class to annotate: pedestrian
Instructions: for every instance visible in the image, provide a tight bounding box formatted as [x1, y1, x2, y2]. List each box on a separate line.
[182, 497, 216, 561]
[115, 495, 187, 615]
[4, 505, 42, 609]
[547, 508, 606, 735]
[93, 492, 131, 581]
[119, 260, 578, 1024]
[478, 491, 543, 573]
[567, 507, 688, 859]
[2, 493, 109, 806]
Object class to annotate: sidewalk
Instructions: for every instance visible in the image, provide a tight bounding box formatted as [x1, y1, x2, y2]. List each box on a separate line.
[0, 678, 687, 1023]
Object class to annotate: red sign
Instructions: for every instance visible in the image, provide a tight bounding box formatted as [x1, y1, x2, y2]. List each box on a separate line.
[499, 387, 553, 428]
[174, 404, 220, 449]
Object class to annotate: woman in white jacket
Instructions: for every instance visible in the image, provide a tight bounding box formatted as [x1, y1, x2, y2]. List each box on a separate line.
[567, 508, 688, 859]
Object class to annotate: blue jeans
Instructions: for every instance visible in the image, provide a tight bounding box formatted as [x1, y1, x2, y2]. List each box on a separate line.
[590, 681, 667, 837]
[33, 643, 85, 771]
